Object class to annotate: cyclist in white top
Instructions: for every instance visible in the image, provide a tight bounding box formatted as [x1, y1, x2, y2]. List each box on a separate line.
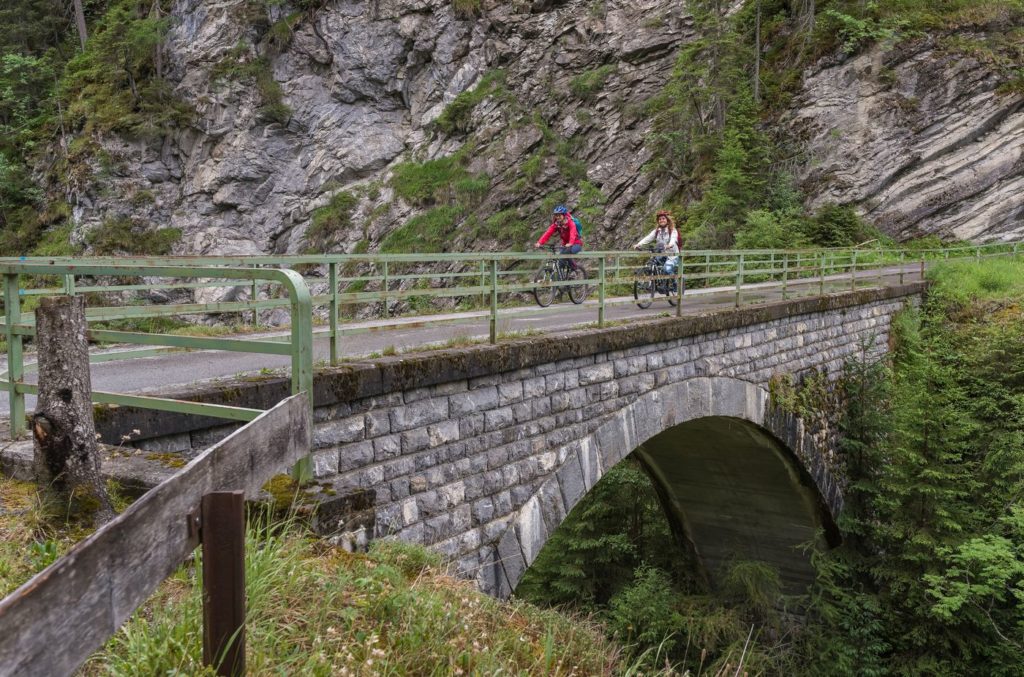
[633, 210, 680, 275]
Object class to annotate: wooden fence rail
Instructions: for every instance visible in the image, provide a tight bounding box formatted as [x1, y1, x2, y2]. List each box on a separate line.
[0, 393, 311, 677]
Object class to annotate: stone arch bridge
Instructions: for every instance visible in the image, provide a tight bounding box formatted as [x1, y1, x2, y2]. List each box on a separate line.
[90, 284, 923, 596]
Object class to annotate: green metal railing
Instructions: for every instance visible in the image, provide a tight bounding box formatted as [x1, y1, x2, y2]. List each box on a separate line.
[1, 241, 1019, 450]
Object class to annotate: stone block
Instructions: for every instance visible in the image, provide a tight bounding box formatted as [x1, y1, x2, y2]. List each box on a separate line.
[498, 381, 524, 406]
[544, 373, 565, 394]
[337, 440, 374, 473]
[449, 387, 499, 417]
[373, 435, 401, 462]
[578, 362, 614, 385]
[515, 496, 548, 566]
[428, 420, 460, 447]
[485, 407, 514, 432]
[494, 490, 513, 516]
[401, 428, 431, 454]
[313, 415, 365, 449]
[311, 448, 339, 478]
[364, 410, 391, 439]
[557, 451, 586, 510]
[472, 497, 495, 525]
[382, 455, 415, 481]
[496, 527, 527, 591]
[537, 477, 567, 535]
[523, 376, 546, 399]
[390, 397, 449, 432]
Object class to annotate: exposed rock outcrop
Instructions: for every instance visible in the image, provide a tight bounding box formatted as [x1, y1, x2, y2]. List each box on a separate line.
[789, 39, 1024, 242]
[75, 0, 692, 256]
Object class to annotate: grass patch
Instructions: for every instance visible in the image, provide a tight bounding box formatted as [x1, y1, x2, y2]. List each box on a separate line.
[85, 217, 180, 256]
[569, 64, 616, 101]
[380, 206, 463, 253]
[305, 191, 358, 252]
[0, 476, 132, 598]
[434, 69, 505, 134]
[928, 257, 1024, 306]
[390, 155, 470, 207]
[84, 520, 627, 675]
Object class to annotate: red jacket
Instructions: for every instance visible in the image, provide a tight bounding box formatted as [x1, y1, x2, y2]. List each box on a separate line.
[537, 214, 582, 247]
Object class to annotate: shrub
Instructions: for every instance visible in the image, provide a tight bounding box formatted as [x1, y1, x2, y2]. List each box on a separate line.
[305, 191, 357, 251]
[85, 217, 180, 255]
[569, 64, 617, 101]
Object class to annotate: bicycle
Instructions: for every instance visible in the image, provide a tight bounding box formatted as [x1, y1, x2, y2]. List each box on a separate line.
[532, 244, 590, 307]
[633, 246, 684, 309]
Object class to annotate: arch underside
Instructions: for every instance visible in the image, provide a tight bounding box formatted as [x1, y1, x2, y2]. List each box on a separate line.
[637, 416, 828, 592]
[498, 377, 840, 597]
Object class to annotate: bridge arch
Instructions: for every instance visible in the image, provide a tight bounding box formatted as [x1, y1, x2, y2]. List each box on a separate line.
[493, 376, 841, 598]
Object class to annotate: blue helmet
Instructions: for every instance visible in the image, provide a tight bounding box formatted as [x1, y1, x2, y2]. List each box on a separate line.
[552, 205, 569, 215]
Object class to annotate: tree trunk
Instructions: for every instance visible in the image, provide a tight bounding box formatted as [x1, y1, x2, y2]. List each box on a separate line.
[71, 0, 88, 50]
[32, 295, 113, 525]
[754, 0, 761, 105]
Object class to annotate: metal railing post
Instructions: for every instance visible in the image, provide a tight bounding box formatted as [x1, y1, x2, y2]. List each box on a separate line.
[851, 250, 857, 291]
[819, 253, 825, 296]
[479, 260, 486, 309]
[899, 251, 905, 285]
[63, 274, 75, 296]
[920, 257, 925, 281]
[676, 255, 684, 317]
[382, 261, 389, 318]
[782, 253, 789, 300]
[250, 265, 259, 327]
[4, 273, 24, 437]
[735, 253, 744, 308]
[598, 257, 606, 327]
[279, 269, 314, 484]
[489, 259, 498, 344]
[329, 262, 339, 366]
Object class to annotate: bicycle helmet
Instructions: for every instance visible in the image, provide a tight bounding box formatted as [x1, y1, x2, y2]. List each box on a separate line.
[552, 205, 569, 215]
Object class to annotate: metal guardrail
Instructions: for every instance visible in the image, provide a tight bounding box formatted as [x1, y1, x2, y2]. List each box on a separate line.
[0, 241, 1019, 444]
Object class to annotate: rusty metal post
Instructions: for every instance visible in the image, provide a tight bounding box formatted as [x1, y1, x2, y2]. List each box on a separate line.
[202, 491, 246, 677]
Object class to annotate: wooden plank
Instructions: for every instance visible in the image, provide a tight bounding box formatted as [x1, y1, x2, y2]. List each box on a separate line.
[0, 393, 310, 677]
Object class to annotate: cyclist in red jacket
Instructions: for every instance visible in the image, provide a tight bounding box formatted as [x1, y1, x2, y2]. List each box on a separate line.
[534, 205, 583, 270]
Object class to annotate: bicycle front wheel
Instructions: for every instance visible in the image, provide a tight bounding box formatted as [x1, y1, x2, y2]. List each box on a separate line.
[634, 270, 654, 309]
[568, 266, 590, 305]
[533, 267, 556, 307]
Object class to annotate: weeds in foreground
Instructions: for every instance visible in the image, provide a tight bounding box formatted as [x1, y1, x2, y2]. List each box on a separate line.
[83, 522, 632, 675]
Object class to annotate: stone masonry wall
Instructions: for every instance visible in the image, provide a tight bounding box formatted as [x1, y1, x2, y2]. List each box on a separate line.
[303, 287, 920, 594]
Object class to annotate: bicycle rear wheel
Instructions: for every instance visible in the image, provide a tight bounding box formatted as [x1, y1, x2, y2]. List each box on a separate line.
[634, 270, 655, 309]
[568, 266, 590, 305]
[533, 267, 555, 307]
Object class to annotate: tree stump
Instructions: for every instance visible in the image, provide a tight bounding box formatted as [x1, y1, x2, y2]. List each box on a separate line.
[32, 295, 113, 525]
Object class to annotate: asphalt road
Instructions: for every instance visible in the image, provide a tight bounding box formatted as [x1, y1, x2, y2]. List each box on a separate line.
[0, 265, 923, 413]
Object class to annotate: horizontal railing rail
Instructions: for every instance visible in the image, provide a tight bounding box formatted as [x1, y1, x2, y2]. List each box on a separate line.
[1, 241, 1019, 444]
[0, 263, 313, 479]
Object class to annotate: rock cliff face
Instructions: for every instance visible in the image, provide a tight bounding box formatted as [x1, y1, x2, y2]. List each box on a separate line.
[789, 40, 1024, 242]
[71, 1, 1023, 255]
[79, 0, 692, 256]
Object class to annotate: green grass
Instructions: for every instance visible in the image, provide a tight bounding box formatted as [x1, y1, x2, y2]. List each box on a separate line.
[569, 65, 617, 101]
[928, 257, 1024, 305]
[305, 191, 358, 251]
[85, 217, 181, 256]
[83, 520, 629, 675]
[434, 69, 505, 134]
[380, 206, 463, 253]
